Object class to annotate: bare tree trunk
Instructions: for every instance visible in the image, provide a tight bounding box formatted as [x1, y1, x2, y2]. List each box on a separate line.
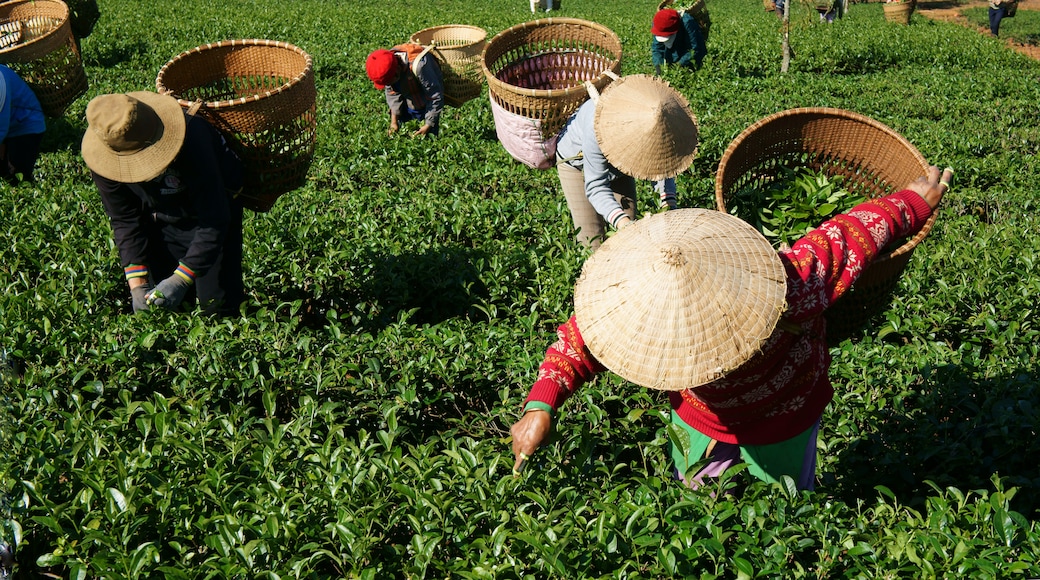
[781, 0, 791, 73]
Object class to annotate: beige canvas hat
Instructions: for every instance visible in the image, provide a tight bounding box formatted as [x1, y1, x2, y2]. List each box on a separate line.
[594, 74, 698, 181]
[81, 92, 187, 183]
[574, 208, 787, 391]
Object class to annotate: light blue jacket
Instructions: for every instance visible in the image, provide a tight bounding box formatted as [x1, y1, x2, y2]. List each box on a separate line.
[556, 99, 676, 225]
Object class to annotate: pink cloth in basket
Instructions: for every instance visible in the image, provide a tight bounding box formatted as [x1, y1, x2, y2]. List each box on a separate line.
[489, 95, 558, 170]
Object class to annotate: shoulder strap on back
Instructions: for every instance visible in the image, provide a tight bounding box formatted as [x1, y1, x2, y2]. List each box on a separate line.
[410, 45, 436, 77]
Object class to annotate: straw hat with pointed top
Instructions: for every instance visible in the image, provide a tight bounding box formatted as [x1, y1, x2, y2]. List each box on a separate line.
[594, 74, 698, 182]
[574, 208, 787, 391]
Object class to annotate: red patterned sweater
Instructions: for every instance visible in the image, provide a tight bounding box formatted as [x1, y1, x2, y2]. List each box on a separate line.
[523, 190, 935, 445]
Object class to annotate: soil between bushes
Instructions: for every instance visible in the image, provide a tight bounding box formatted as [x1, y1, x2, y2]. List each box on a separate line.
[915, 0, 1040, 59]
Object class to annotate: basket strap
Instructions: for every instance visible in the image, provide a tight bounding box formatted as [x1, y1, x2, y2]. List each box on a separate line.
[410, 45, 437, 77]
[583, 81, 600, 101]
[584, 70, 620, 101]
[186, 99, 204, 117]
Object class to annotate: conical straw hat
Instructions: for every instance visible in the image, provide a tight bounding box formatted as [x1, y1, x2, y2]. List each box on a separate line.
[574, 209, 787, 391]
[594, 74, 698, 181]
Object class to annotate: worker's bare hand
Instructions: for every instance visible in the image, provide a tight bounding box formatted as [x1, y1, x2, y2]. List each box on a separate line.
[906, 165, 953, 210]
[509, 409, 552, 475]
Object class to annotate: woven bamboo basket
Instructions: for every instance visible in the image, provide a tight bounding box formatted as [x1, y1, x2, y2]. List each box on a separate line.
[715, 108, 936, 343]
[883, 1, 913, 23]
[0, 0, 87, 117]
[686, 0, 711, 43]
[482, 17, 622, 140]
[156, 39, 316, 213]
[410, 24, 487, 107]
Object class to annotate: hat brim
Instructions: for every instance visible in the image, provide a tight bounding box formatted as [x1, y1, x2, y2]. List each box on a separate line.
[574, 209, 787, 391]
[594, 75, 699, 181]
[81, 91, 187, 183]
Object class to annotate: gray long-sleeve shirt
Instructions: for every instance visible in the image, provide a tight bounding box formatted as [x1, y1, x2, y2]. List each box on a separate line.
[384, 51, 444, 129]
[555, 99, 676, 225]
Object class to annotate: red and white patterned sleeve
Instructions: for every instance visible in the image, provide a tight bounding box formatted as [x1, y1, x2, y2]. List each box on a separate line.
[523, 315, 607, 413]
[780, 190, 935, 322]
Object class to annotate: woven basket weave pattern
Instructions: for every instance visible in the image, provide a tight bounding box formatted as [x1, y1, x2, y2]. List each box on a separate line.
[482, 18, 622, 139]
[410, 25, 486, 107]
[883, 1, 913, 23]
[715, 108, 934, 343]
[156, 39, 316, 212]
[0, 0, 88, 118]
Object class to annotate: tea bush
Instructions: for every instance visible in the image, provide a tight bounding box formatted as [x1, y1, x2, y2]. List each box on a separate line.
[2, 0, 1040, 577]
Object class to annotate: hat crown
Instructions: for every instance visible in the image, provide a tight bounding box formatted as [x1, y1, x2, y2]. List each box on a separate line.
[661, 245, 687, 268]
[365, 49, 399, 87]
[574, 209, 786, 391]
[87, 94, 163, 155]
[593, 74, 699, 181]
[652, 9, 681, 35]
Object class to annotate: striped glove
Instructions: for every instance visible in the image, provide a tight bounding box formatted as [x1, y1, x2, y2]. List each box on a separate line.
[124, 264, 153, 313]
[146, 264, 195, 310]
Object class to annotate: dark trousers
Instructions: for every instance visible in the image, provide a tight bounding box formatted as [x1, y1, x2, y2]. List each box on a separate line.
[1, 132, 44, 183]
[989, 5, 1006, 36]
[147, 201, 245, 315]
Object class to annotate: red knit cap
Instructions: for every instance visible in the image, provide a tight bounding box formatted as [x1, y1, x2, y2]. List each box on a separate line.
[651, 9, 681, 36]
[365, 49, 400, 89]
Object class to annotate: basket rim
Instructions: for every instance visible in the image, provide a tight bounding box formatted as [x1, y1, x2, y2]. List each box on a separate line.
[410, 24, 488, 47]
[155, 38, 313, 111]
[0, 0, 69, 57]
[714, 107, 936, 263]
[481, 17, 621, 100]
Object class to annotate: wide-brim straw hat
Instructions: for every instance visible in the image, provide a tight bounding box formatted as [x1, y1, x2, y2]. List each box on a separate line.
[81, 91, 187, 183]
[594, 74, 698, 181]
[574, 208, 787, 391]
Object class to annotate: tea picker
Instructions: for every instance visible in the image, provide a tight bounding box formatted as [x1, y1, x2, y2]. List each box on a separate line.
[510, 166, 952, 490]
[365, 44, 445, 137]
[554, 74, 698, 249]
[651, 0, 708, 76]
[0, 63, 45, 184]
[82, 92, 246, 316]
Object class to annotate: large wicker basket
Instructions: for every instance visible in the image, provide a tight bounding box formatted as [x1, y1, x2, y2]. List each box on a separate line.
[0, 0, 87, 118]
[883, 1, 914, 23]
[410, 24, 486, 107]
[156, 39, 316, 213]
[482, 17, 622, 140]
[715, 108, 936, 343]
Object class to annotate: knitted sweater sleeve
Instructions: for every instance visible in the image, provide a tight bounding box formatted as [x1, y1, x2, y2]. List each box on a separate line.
[523, 315, 607, 412]
[780, 189, 934, 322]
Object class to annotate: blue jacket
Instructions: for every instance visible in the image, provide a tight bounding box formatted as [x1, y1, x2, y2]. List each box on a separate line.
[0, 65, 46, 142]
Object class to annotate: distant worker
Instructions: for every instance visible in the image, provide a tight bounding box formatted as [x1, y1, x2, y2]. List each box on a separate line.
[989, 0, 1017, 36]
[651, 2, 708, 75]
[0, 64, 46, 185]
[365, 45, 445, 137]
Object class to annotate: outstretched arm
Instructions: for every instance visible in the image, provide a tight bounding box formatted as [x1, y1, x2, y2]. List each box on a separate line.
[781, 165, 952, 322]
[508, 316, 606, 473]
